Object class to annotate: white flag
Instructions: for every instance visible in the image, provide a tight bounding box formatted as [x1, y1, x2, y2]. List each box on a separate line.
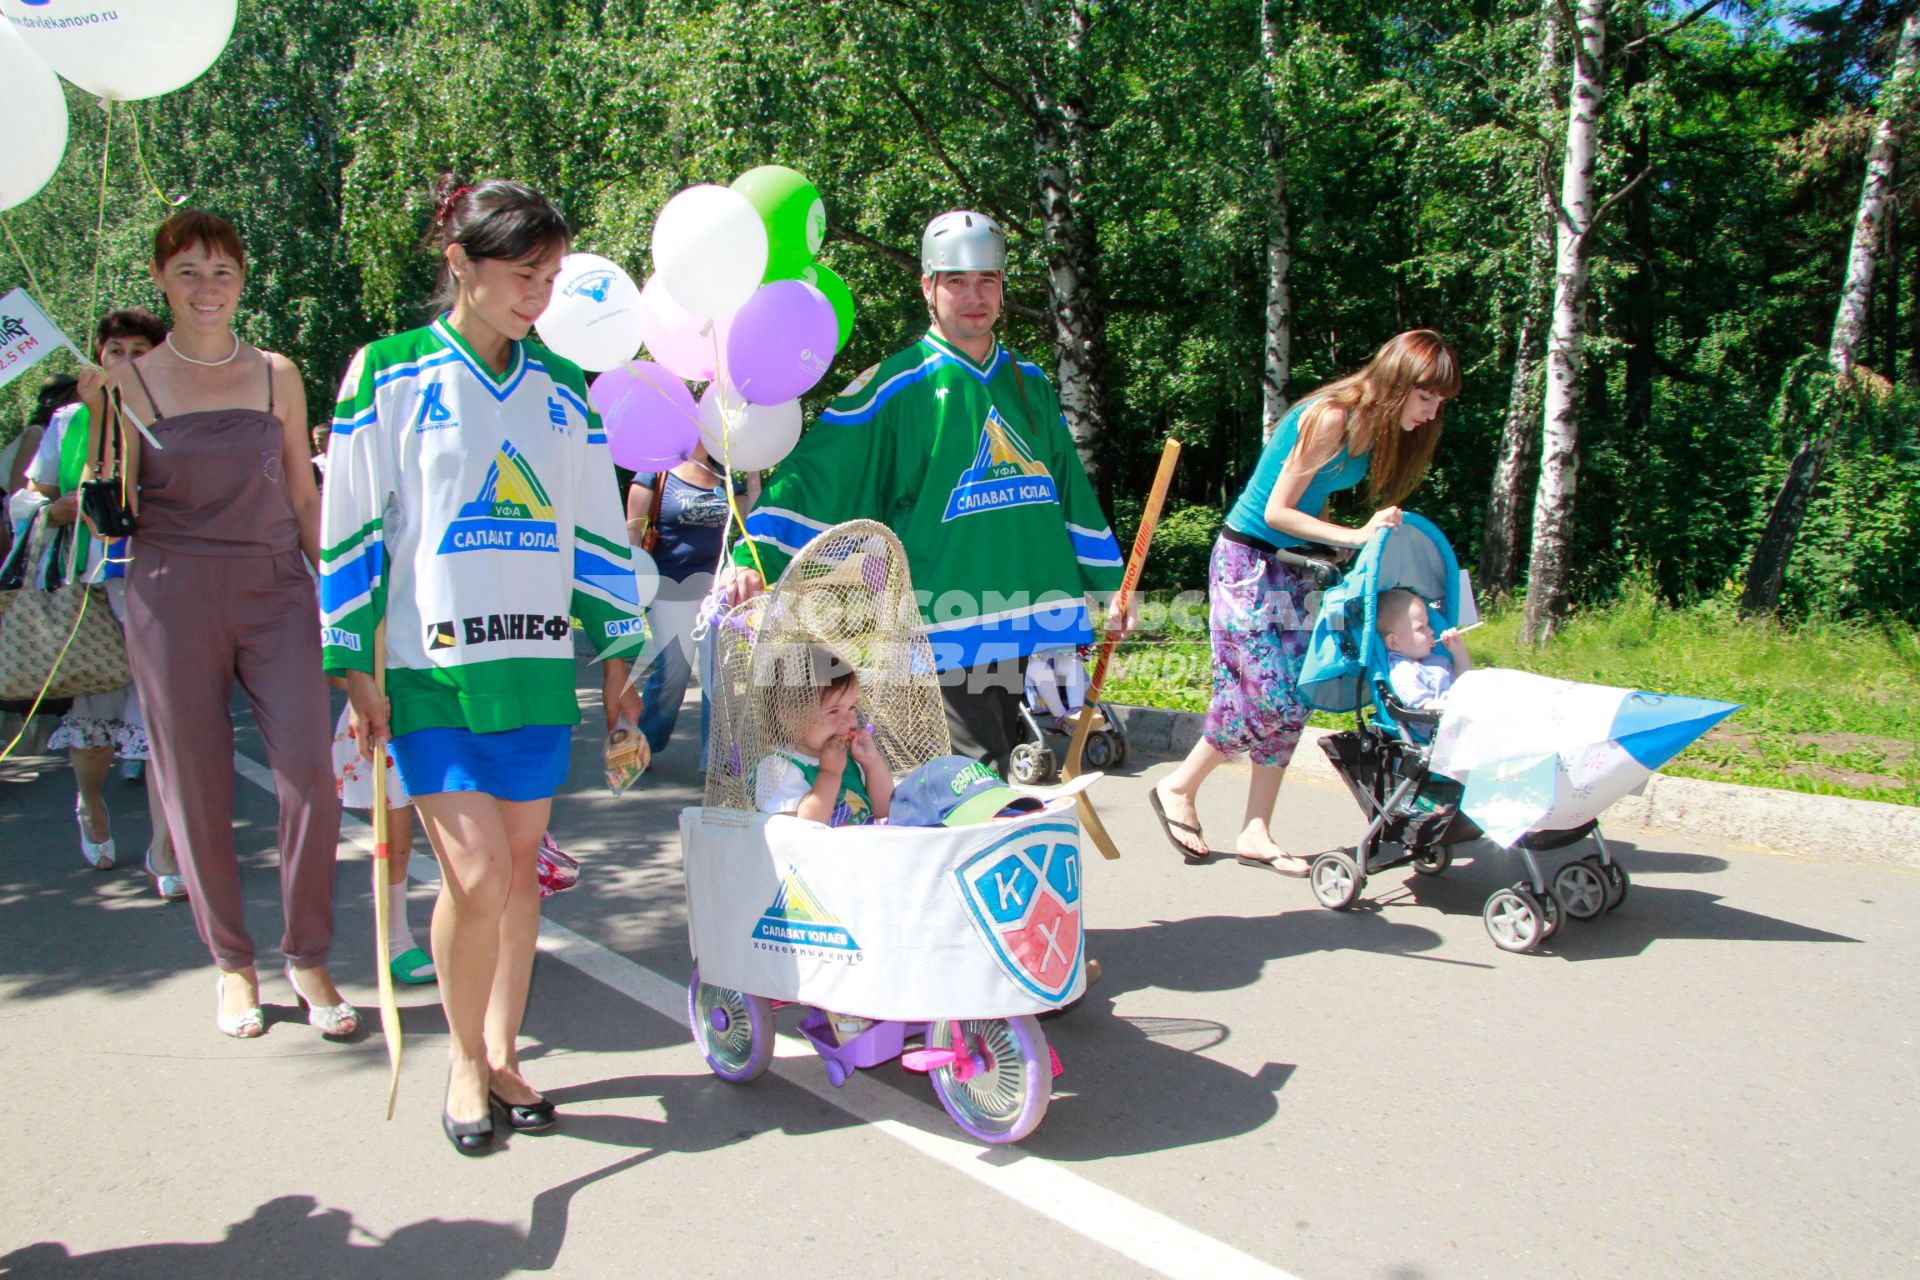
[0, 288, 81, 392]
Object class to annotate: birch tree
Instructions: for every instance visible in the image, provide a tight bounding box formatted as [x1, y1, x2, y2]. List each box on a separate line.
[1023, 0, 1111, 479]
[1521, 0, 1612, 643]
[1480, 0, 1563, 596]
[1741, 5, 1920, 615]
[1259, 0, 1295, 440]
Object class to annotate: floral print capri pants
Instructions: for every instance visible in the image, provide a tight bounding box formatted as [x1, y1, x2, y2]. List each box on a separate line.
[1202, 535, 1317, 769]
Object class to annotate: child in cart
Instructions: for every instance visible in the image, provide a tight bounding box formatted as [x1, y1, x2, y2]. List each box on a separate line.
[1377, 588, 1473, 738]
[751, 647, 894, 1046]
[752, 647, 894, 828]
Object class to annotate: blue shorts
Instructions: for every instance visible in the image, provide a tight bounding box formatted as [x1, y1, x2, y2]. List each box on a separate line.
[388, 724, 573, 802]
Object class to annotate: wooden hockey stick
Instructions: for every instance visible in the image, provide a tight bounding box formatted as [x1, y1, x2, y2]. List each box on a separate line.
[1064, 437, 1182, 860]
[369, 622, 402, 1119]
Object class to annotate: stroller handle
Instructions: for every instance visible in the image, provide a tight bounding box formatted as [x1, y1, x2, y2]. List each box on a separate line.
[1272, 541, 1353, 589]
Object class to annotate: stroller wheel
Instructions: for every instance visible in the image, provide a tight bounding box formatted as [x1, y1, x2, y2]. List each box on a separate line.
[1309, 849, 1365, 911]
[1538, 885, 1564, 940]
[1011, 742, 1056, 786]
[1552, 859, 1609, 920]
[1598, 859, 1630, 911]
[1483, 885, 1549, 953]
[1410, 845, 1451, 876]
[1083, 730, 1119, 770]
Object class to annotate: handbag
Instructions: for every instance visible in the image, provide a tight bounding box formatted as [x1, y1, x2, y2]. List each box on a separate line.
[0, 512, 132, 701]
[640, 471, 665, 554]
[77, 386, 136, 539]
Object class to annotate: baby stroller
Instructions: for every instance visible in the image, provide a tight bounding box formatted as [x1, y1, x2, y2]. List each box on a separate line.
[679, 521, 1084, 1143]
[1285, 513, 1628, 954]
[1009, 647, 1128, 785]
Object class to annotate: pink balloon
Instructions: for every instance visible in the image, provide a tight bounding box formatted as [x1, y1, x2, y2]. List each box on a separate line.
[590, 361, 701, 472]
[639, 274, 732, 383]
[725, 280, 838, 406]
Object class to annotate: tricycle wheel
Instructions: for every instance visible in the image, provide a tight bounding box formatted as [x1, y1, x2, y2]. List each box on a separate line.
[688, 966, 773, 1083]
[924, 1016, 1051, 1144]
[1310, 849, 1365, 911]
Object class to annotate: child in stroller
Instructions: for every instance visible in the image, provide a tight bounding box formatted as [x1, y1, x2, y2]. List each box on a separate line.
[1289, 513, 1629, 953]
[1010, 644, 1129, 784]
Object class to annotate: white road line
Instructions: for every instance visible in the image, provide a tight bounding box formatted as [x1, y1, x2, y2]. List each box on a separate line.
[237, 750, 1303, 1280]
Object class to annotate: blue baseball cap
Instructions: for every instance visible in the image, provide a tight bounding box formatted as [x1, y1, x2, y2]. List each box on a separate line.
[892, 756, 1043, 828]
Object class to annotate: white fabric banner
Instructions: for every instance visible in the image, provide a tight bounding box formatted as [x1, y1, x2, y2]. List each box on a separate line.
[681, 804, 1088, 1020]
[0, 288, 80, 392]
[1429, 669, 1647, 846]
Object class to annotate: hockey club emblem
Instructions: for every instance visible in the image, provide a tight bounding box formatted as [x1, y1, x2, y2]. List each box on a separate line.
[951, 821, 1082, 1002]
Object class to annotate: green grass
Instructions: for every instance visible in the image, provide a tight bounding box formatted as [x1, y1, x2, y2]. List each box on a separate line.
[1103, 585, 1920, 807]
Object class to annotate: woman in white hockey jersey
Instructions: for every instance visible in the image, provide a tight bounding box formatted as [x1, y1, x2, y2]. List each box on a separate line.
[321, 177, 646, 1156]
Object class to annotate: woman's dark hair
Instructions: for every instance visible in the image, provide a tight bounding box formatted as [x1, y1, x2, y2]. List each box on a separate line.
[31, 375, 79, 428]
[427, 174, 569, 312]
[93, 308, 167, 361]
[154, 208, 246, 273]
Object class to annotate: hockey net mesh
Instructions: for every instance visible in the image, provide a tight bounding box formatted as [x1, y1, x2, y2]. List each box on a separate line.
[705, 520, 951, 811]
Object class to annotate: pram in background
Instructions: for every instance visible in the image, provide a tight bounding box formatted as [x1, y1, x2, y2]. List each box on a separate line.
[1287, 513, 1632, 954]
[1010, 647, 1129, 785]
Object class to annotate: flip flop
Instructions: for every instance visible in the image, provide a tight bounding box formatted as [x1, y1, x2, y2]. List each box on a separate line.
[1147, 789, 1209, 863]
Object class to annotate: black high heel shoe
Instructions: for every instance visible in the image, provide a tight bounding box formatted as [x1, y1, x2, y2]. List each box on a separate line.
[489, 1089, 557, 1132]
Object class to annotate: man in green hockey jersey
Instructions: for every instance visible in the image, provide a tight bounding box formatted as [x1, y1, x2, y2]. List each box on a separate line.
[725, 210, 1132, 775]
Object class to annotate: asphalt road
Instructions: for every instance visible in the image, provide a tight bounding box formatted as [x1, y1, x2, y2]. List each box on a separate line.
[1, 674, 1915, 1279]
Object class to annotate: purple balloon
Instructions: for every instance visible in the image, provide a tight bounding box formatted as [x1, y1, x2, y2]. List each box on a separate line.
[589, 361, 701, 472]
[725, 280, 838, 406]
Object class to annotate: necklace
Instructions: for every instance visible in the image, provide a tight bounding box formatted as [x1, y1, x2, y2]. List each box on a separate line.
[166, 332, 241, 367]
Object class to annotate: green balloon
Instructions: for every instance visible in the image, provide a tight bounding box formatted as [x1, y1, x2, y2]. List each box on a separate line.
[732, 164, 826, 281]
[790, 262, 856, 351]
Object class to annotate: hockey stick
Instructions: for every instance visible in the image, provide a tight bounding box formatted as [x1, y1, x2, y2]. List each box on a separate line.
[369, 622, 402, 1119]
[1064, 437, 1182, 860]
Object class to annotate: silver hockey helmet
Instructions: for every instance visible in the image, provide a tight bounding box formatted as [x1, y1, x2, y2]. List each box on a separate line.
[920, 211, 1007, 275]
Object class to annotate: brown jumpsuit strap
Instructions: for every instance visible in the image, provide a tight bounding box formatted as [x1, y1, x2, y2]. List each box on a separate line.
[128, 360, 166, 420]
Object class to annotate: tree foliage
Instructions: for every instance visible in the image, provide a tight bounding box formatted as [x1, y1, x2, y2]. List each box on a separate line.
[4, 0, 1914, 621]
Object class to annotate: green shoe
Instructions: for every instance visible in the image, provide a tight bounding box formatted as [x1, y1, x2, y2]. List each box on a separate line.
[390, 946, 437, 985]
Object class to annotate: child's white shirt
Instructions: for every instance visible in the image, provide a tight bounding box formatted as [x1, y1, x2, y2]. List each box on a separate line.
[1387, 652, 1455, 710]
[754, 751, 818, 816]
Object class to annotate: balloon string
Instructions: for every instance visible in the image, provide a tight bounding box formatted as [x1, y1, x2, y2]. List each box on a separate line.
[128, 106, 189, 208]
[88, 100, 115, 336]
[706, 326, 766, 582]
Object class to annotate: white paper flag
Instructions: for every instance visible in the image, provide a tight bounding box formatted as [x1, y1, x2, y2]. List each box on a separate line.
[0, 288, 81, 392]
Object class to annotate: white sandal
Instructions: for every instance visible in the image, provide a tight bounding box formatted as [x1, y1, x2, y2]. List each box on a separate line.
[214, 976, 265, 1039]
[76, 799, 116, 870]
[285, 963, 359, 1038]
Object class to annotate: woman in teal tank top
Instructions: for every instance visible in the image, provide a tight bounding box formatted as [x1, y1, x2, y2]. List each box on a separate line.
[1148, 332, 1459, 870]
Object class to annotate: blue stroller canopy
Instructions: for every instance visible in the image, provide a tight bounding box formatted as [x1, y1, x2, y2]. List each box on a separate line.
[1297, 512, 1462, 731]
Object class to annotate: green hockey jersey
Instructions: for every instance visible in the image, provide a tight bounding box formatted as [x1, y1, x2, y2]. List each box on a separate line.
[318, 318, 646, 737]
[735, 329, 1123, 669]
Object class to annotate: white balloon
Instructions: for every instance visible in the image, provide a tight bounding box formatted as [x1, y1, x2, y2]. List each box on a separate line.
[630, 546, 661, 612]
[2, 0, 237, 102]
[651, 185, 769, 319]
[0, 19, 67, 212]
[697, 381, 802, 473]
[535, 253, 645, 372]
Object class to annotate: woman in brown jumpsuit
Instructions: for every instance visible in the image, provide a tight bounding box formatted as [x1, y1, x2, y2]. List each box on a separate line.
[108, 209, 350, 1040]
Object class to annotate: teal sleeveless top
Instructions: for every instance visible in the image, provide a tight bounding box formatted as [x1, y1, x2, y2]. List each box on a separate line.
[1226, 398, 1370, 548]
